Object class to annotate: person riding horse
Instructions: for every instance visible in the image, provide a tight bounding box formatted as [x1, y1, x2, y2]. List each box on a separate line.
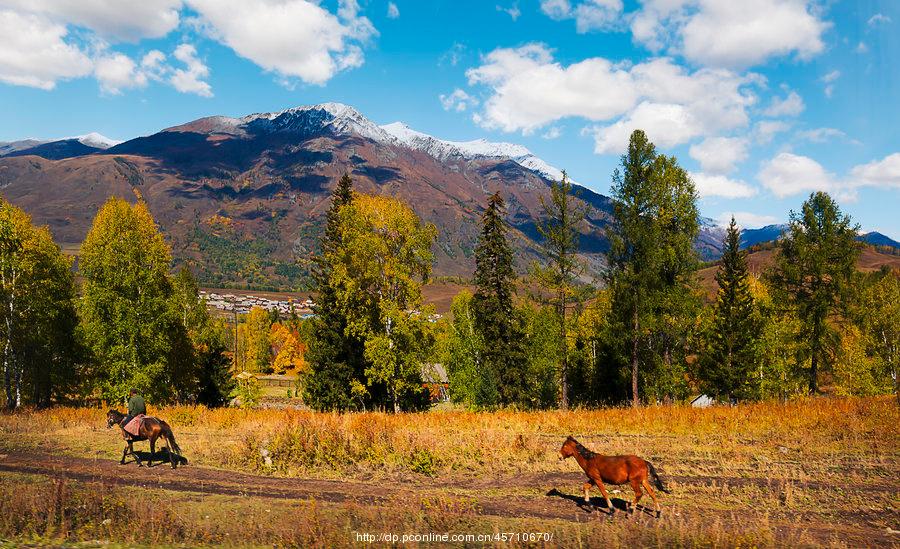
[121, 388, 146, 429]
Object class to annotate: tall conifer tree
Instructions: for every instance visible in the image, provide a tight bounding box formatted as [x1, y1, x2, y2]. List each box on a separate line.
[699, 217, 761, 401]
[303, 174, 369, 410]
[472, 193, 525, 406]
[607, 130, 699, 406]
[531, 172, 588, 410]
[769, 192, 860, 394]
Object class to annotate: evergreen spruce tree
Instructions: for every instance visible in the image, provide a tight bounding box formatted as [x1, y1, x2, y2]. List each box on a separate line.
[769, 191, 860, 394]
[471, 193, 525, 406]
[607, 130, 699, 406]
[531, 172, 588, 410]
[699, 217, 761, 401]
[303, 174, 369, 410]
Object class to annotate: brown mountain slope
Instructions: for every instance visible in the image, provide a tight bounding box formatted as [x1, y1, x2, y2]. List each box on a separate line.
[0, 104, 614, 288]
[697, 246, 900, 299]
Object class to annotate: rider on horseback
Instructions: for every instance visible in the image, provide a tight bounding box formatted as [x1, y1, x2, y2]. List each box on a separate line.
[121, 388, 146, 428]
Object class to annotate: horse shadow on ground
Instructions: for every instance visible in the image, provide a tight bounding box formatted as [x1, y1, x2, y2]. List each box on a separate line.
[545, 488, 657, 517]
[121, 447, 189, 467]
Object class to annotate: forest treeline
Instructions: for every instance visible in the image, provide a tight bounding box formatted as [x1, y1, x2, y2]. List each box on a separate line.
[1, 130, 897, 410]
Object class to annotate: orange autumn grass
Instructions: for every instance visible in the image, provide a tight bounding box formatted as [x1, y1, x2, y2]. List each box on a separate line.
[1, 397, 896, 479]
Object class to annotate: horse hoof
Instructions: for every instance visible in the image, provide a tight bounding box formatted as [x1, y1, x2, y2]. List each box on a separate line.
[656, 511, 661, 519]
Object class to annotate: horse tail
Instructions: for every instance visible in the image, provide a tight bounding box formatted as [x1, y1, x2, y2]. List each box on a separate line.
[161, 422, 183, 457]
[646, 461, 671, 493]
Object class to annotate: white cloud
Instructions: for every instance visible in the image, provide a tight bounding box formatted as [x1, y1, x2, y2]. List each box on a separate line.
[542, 126, 562, 139]
[795, 127, 846, 143]
[0, 0, 182, 42]
[757, 151, 900, 201]
[438, 42, 466, 67]
[758, 152, 843, 198]
[821, 69, 840, 98]
[496, 3, 520, 20]
[763, 91, 804, 117]
[630, 0, 829, 68]
[94, 52, 148, 94]
[867, 13, 891, 27]
[187, 0, 376, 86]
[540, 0, 623, 32]
[850, 153, 900, 189]
[589, 101, 701, 154]
[0, 9, 93, 89]
[715, 211, 779, 229]
[691, 172, 757, 199]
[855, 41, 868, 53]
[465, 43, 758, 148]
[169, 43, 212, 97]
[754, 120, 791, 144]
[689, 136, 748, 174]
[540, 0, 571, 19]
[387, 2, 399, 19]
[439, 88, 476, 112]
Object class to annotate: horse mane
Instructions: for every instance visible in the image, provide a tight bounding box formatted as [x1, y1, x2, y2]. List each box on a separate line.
[568, 437, 597, 460]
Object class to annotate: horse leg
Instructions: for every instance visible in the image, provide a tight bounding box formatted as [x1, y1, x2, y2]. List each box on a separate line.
[149, 436, 156, 468]
[131, 441, 142, 467]
[583, 479, 595, 506]
[592, 477, 614, 514]
[164, 435, 176, 469]
[120, 443, 128, 465]
[630, 479, 643, 516]
[642, 479, 660, 518]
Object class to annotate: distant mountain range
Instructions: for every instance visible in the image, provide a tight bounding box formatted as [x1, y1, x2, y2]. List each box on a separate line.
[0, 103, 896, 287]
[738, 223, 900, 251]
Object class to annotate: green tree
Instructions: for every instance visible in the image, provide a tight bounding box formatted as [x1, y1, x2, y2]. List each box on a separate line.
[238, 306, 273, 374]
[606, 130, 700, 406]
[472, 193, 526, 406]
[853, 270, 899, 397]
[441, 290, 493, 407]
[170, 266, 233, 406]
[698, 217, 762, 401]
[530, 172, 588, 409]
[303, 174, 370, 410]
[337, 194, 437, 412]
[79, 197, 181, 403]
[0, 199, 82, 409]
[768, 192, 860, 394]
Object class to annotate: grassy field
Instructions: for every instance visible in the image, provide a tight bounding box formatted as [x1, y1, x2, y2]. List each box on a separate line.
[0, 397, 897, 547]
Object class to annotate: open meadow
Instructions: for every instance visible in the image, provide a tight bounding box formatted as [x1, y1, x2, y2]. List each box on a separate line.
[1, 397, 897, 548]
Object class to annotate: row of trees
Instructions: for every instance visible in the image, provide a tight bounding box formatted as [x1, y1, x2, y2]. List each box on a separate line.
[438, 129, 897, 409]
[303, 175, 438, 411]
[0, 197, 233, 409]
[2, 128, 896, 411]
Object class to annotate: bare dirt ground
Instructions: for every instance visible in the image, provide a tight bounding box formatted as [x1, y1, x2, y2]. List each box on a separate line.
[1, 447, 896, 547]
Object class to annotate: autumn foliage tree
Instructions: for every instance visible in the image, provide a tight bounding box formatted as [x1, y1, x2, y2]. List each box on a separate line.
[337, 194, 438, 412]
[1, 199, 82, 409]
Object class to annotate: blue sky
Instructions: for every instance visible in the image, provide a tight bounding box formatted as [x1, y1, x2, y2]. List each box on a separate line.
[1, 0, 898, 237]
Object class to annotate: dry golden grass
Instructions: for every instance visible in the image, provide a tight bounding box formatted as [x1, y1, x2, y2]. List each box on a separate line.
[1, 397, 897, 547]
[0, 471, 823, 548]
[1, 397, 896, 480]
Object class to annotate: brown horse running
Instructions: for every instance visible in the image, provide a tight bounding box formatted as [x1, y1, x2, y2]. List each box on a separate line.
[559, 436, 670, 517]
[107, 409, 183, 469]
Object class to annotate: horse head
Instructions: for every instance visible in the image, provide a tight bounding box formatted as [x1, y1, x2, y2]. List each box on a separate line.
[106, 409, 123, 429]
[559, 436, 577, 460]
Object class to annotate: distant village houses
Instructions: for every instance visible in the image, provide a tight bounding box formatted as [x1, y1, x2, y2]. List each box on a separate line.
[199, 291, 316, 317]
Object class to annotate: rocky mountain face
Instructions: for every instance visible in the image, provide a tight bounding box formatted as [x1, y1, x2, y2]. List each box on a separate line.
[0, 103, 621, 288]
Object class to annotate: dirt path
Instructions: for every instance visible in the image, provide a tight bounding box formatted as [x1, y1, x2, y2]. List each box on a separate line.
[0, 449, 896, 546]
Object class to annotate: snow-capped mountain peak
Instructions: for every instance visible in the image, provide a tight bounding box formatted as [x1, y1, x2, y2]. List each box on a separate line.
[75, 132, 121, 149]
[380, 122, 565, 182]
[240, 102, 391, 141]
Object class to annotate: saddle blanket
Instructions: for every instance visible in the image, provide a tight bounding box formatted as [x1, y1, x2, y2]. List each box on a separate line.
[123, 414, 146, 436]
